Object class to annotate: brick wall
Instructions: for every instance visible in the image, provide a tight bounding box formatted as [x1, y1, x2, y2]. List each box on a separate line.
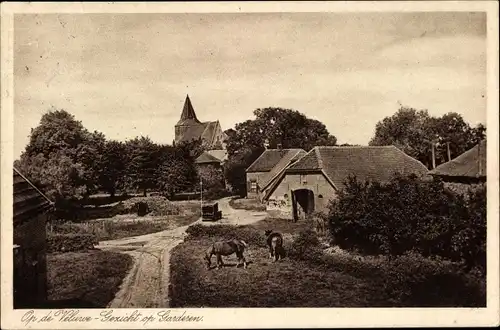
[13, 213, 48, 308]
[265, 172, 337, 219]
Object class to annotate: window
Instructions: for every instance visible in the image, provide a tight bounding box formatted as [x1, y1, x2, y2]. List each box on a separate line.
[284, 193, 289, 199]
[250, 181, 257, 192]
[318, 194, 323, 199]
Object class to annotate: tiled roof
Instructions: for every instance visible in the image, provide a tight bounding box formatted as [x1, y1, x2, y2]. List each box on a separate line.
[260, 149, 306, 190]
[195, 151, 223, 164]
[246, 149, 299, 173]
[429, 140, 486, 178]
[176, 121, 213, 145]
[13, 168, 53, 225]
[287, 146, 429, 189]
[207, 149, 228, 162]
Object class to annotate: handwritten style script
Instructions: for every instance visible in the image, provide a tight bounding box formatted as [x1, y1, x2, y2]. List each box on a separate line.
[21, 309, 204, 326]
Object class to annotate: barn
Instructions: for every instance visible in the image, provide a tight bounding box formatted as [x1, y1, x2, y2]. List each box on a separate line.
[13, 167, 54, 308]
[262, 146, 429, 220]
[245, 148, 306, 199]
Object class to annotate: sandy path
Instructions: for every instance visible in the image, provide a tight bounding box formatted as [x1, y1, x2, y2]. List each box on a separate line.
[99, 197, 267, 308]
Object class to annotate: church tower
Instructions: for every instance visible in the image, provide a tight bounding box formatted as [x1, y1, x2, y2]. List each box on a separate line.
[175, 94, 202, 144]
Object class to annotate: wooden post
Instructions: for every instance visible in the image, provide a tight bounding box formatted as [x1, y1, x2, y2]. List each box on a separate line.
[446, 142, 451, 162]
[431, 142, 436, 169]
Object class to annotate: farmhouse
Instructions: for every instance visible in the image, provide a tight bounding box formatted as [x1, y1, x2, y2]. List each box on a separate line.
[429, 140, 486, 194]
[246, 148, 306, 199]
[262, 146, 429, 220]
[13, 167, 54, 308]
[174, 94, 227, 150]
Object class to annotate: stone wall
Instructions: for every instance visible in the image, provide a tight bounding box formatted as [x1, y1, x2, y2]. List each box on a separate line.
[265, 172, 337, 219]
[13, 212, 48, 308]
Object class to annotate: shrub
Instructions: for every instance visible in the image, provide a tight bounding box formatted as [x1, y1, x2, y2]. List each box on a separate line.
[118, 196, 181, 216]
[47, 233, 98, 253]
[288, 228, 324, 262]
[383, 252, 486, 307]
[327, 174, 485, 272]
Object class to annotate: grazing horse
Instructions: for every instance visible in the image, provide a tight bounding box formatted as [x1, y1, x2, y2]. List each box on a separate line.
[204, 239, 248, 270]
[265, 230, 285, 262]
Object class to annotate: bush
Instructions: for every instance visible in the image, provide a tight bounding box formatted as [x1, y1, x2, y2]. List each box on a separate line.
[327, 175, 486, 272]
[383, 252, 486, 307]
[47, 233, 98, 253]
[118, 196, 181, 216]
[288, 228, 324, 262]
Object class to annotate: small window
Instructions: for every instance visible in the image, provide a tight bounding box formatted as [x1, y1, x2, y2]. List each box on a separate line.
[250, 181, 257, 192]
[318, 194, 323, 198]
[284, 193, 288, 199]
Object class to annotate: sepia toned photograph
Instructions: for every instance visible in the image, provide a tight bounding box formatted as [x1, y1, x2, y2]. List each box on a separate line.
[1, 1, 499, 329]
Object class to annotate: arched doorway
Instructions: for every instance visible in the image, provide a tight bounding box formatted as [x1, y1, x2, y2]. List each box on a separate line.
[292, 189, 315, 221]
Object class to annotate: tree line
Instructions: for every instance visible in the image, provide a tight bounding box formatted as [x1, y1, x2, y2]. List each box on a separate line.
[14, 109, 201, 205]
[15, 104, 485, 204]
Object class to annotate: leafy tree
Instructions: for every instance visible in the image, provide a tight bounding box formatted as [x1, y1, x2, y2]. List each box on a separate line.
[198, 164, 226, 199]
[124, 136, 160, 196]
[369, 106, 486, 168]
[98, 140, 127, 196]
[224, 107, 337, 196]
[16, 108, 103, 202]
[157, 145, 198, 198]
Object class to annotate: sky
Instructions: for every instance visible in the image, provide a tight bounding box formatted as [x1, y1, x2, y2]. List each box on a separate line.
[13, 12, 486, 159]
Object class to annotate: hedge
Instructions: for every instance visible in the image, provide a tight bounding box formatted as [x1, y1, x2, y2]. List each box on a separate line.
[327, 174, 486, 273]
[47, 233, 98, 253]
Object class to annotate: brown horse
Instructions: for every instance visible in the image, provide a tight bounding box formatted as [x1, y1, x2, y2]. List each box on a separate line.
[265, 230, 285, 262]
[204, 239, 248, 270]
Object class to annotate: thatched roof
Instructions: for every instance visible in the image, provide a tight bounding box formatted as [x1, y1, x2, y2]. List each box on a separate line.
[429, 140, 486, 179]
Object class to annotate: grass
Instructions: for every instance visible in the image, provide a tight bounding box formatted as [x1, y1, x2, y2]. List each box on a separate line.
[229, 198, 266, 212]
[45, 250, 133, 308]
[170, 218, 486, 308]
[49, 200, 202, 241]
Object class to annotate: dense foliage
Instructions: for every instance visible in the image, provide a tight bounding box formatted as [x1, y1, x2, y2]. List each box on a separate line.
[47, 233, 98, 252]
[327, 175, 486, 273]
[14, 109, 202, 210]
[223, 107, 338, 195]
[369, 106, 485, 168]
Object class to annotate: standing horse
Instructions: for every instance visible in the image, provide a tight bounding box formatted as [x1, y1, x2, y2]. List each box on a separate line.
[265, 230, 285, 262]
[204, 239, 248, 270]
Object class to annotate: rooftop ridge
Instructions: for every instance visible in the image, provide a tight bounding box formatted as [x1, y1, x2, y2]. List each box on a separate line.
[314, 146, 324, 169]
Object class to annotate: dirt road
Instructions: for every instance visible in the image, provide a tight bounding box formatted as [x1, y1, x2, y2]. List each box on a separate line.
[98, 197, 267, 308]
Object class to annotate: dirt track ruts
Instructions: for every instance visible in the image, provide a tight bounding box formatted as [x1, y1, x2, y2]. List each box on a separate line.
[98, 197, 268, 308]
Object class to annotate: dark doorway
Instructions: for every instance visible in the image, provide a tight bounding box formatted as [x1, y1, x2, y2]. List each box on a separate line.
[292, 189, 314, 221]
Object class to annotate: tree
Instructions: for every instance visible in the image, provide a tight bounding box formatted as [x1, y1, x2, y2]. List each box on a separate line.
[224, 107, 338, 195]
[97, 140, 127, 196]
[369, 106, 486, 168]
[16, 108, 103, 202]
[156, 145, 198, 198]
[198, 164, 226, 199]
[124, 136, 160, 196]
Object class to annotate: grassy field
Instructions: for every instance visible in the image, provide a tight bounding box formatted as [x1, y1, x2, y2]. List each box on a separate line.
[49, 200, 202, 241]
[46, 250, 133, 308]
[169, 218, 486, 308]
[229, 198, 267, 212]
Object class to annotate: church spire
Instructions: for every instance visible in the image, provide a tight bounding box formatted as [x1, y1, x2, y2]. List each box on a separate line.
[177, 94, 200, 125]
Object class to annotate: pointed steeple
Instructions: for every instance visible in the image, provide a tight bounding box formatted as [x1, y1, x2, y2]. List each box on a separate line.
[177, 94, 200, 125]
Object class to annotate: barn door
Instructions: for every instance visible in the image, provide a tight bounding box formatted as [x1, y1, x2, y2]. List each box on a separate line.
[291, 190, 298, 222]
